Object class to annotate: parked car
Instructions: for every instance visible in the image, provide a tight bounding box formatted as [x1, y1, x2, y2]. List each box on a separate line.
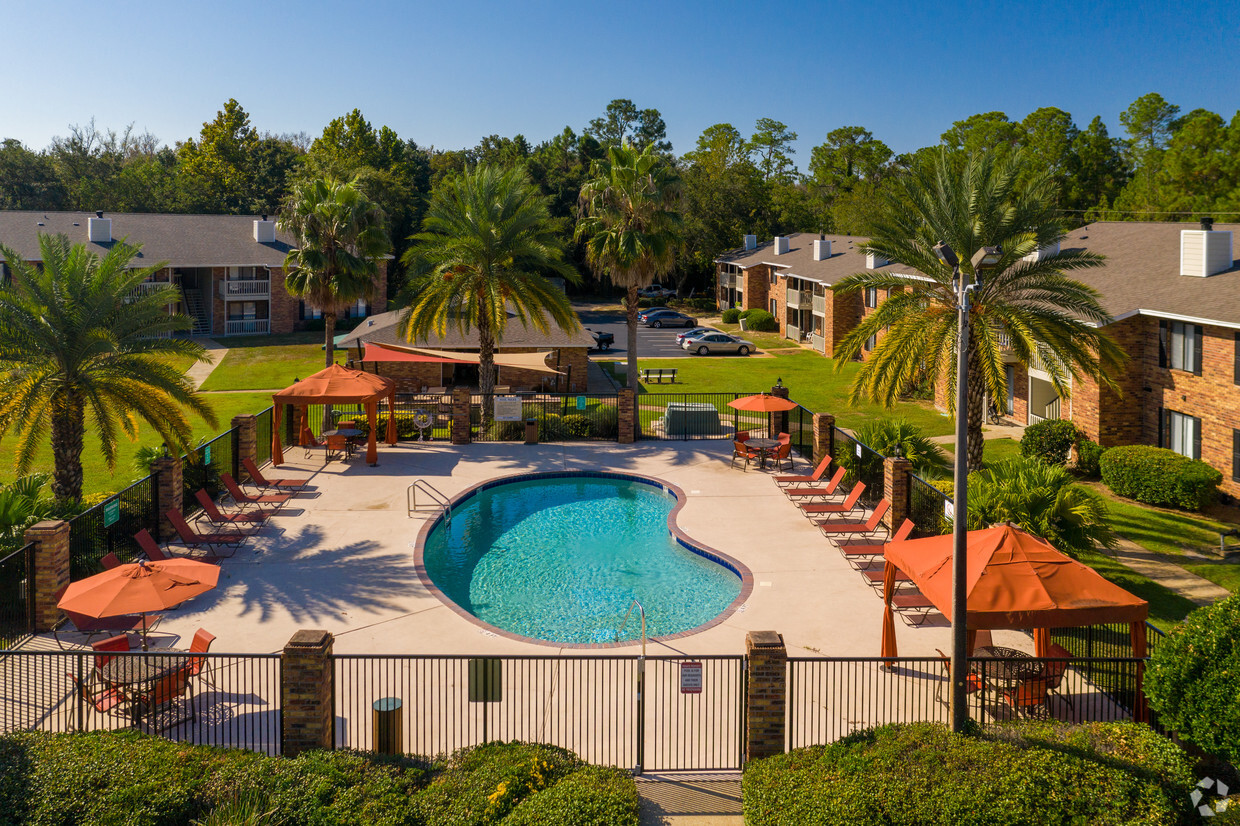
[676, 326, 715, 344]
[638, 284, 676, 299]
[585, 328, 614, 351]
[682, 332, 754, 356]
[637, 306, 671, 322]
[643, 310, 697, 328]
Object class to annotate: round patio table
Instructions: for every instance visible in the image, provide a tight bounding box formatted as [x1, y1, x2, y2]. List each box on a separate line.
[322, 428, 364, 457]
[745, 438, 779, 469]
[99, 654, 190, 687]
[970, 645, 1044, 687]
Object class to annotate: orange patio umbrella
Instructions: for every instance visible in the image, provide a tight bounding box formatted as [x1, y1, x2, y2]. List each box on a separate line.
[58, 559, 220, 649]
[271, 364, 397, 466]
[726, 393, 798, 412]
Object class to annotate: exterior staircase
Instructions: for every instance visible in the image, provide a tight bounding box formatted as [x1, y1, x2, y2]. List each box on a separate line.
[181, 288, 210, 336]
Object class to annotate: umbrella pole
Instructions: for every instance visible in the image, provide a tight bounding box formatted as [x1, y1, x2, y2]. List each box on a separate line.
[141, 612, 149, 651]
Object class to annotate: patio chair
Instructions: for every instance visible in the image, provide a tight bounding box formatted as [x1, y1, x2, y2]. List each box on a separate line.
[187, 628, 217, 688]
[839, 519, 915, 567]
[777, 432, 790, 445]
[736, 430, 750, 443]
[769, 442, 794, 472]
[66, 672, 131, 727]
[1043, 643, 1075, 709]
[194, 489, 271, 526]
[165, 509, 246, 556]
[730, 440, 762, 470]
[137, 529, 224, 565]
[242, 458, 308, 491]
[816, 499, 891, 541]
[99, 552, 122, 571]
[221, 473, 291, 511]
[92, 634, 131, 671]
[135, 665, 195, 732]
[1004, 677, 1051, 718]
[52, 585, 163, 649]
[774, 455, 833, 488]
[934, 648, 985, 706]
[799, 482, 866, 518]
[784, 468, 849, 500]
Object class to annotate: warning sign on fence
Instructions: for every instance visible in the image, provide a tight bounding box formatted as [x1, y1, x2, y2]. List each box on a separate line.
[680, 661, 703, 694]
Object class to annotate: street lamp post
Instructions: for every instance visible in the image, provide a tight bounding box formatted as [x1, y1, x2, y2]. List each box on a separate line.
[933, 241, 1002, 733]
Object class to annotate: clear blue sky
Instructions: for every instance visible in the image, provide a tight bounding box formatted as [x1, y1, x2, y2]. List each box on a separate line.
[6, 0, 1239, 170]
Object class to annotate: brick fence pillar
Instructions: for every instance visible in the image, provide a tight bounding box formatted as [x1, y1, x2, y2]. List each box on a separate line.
[25, 520, 70, 632]
[282, 629, 334, 756]
[812, 413, 835, 466]
[151, 454, 182, 540]
[451, 387, 472, 445]
[745, 630, 787, 763]
[883, 455, 912, 531]
[618, 388, 636, 444]
[232, 414, 257, 482]
[770, 382, 790, 438]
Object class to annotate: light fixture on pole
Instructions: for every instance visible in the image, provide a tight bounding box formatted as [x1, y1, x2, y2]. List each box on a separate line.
[933, 240, 1001, 733]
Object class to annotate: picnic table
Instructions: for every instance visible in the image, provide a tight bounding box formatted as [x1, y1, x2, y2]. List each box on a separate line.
[640, 367, 678, 384]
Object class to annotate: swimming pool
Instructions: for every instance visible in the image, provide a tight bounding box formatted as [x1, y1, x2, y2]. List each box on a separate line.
[417, 472, 750, 646]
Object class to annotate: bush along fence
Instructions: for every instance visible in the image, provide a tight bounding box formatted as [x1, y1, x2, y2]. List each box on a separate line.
[0, 630, 1158, 769]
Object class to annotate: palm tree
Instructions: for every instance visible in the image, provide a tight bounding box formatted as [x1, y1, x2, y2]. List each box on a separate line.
[0, 234, 214, 503]
[832, 148, 1127, 471]
[279, 177, 390, 367]
[577, 143, 683, 392]
[399, 165, 580, 415]
[852, 418, 950, 478]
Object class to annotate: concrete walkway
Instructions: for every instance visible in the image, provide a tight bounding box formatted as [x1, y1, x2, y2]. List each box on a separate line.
[929, 420, 1026, 445]
[1101, 536, 1231, 606]
[185, 338, 228, 389]
[637, 774, 743, 825]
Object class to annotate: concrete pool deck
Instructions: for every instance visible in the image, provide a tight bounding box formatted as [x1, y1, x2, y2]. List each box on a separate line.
[121, 440, 1035, 660]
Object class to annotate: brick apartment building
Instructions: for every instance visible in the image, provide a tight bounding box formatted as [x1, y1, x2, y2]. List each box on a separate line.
[0, 210, 387, 337]
[716, 222, 1240, 498]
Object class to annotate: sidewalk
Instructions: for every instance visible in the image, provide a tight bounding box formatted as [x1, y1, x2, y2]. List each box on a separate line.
[1101, 536, 1231, 606]
[637, 774, 743, 826]
[185, 338, 228, 389]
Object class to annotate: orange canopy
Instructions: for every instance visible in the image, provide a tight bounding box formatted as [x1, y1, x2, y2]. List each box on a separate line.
[726, 393, 798, 412]
[271, 364, 397, 466]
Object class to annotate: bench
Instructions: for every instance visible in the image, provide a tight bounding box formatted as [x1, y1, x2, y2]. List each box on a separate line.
[640, 367, 678, 384]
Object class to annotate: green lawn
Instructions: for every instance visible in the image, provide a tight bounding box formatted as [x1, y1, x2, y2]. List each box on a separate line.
[941, 437, 1023, 469]
[0, 393, 273, 498]
[1073, 548, 1199, 632]
[618, 351, 953, 437]
[201, 333, 343, 391]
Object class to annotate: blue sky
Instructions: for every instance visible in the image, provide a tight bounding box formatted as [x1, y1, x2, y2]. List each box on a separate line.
[6, 0, 1239, 170]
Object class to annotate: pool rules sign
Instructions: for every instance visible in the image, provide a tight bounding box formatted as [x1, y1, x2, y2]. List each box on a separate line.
[680, 661, 703, 694]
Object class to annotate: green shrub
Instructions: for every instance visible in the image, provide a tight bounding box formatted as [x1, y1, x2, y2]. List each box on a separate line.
[742, 721, 1193, 826]
[589, 406, 619, 440]
[560, 414, 592, 439]
[1076, 437, 1106, 478]
[852, 418, 949, 478]
[1019, 419, 1081, 465]
[721, 308, 741, 323]
[504, 765, 639, 826]
[1146, 593, 1240, 765]
[741, 308, 778, 332]
[1100, 444, 1222, 511]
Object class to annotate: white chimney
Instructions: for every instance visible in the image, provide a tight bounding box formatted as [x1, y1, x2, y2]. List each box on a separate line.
[88, 212, 111, 243]
[743, 234, 757, 251]
[865, 252, 888, 269]
[1022, 240, 1060, 263]
[1181, 224, 1233, 277]
[254, 216, 276, 243]
[773, 236, 790, 255]
[813, 239, 832, 261]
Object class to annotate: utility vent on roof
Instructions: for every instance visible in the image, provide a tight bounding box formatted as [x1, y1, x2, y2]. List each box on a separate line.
[1181, 229, 1233, 277]
[773, 236, 790, 255]
[743, 234, 757, 251]
[1022, 240, 1060, 263]
[88, 213, 111, 243]
[865, 252, 888, 269]
[254, 217, 276, 243]
[813, 239, 831, 261]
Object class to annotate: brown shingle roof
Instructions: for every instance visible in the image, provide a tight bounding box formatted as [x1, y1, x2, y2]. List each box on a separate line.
[336, 309, 595, 350]
[0, 210, 295, 267]
[714, 231, 918, 285]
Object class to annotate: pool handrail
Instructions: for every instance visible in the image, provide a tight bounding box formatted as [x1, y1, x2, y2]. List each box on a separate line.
[408, 480, 452, 522]
[619, 599, 648, 660]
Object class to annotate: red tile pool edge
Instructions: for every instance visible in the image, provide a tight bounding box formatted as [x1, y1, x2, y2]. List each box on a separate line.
[413, 470, 755, 650]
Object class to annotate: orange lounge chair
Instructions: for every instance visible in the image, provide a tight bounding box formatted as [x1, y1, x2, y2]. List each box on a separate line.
[839, 519, 914, 566]
[165, 509, 246, 556]
[799, 482, 866, 518]
[221, 473, 291, 511]
[892, 592, 936, 625]
[242, 458, 308, 491]
[136, 529, 224, 565]
[99, 552, 122, 570]
[784, 468, 849, 500]
[774, 455, 833, 488]
[816, 500, 891, 541]
[194, 490, 271, 526]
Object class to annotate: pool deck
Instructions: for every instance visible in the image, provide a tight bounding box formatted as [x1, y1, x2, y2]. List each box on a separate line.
[104, 440, 1033, 659]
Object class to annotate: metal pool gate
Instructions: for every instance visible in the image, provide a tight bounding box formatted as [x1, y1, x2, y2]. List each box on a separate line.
[333, 654, 745, 772]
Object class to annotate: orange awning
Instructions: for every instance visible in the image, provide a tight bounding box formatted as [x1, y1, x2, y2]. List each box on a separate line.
[360, 342, 473, 364]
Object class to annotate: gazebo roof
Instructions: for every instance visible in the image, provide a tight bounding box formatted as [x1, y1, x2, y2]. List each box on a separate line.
[272, 364, 394, 405]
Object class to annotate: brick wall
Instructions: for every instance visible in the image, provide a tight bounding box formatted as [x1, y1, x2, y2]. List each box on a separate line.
[773, 273, 789, 340]
[281, 630, 334, 757]
[1011, 361, 1029, 424]
[830, 288, 862, 357]
[25, 520, 69, 632]
[269, 268, 300, 335]
[743, 265, 770, 312]
[745, 631, 787, 762]
[210, 267, 227, 336]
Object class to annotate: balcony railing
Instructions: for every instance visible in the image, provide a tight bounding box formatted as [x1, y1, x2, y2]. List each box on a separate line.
[785, 289, 811, 309]
[133, 281, 175, 295]
[225, 318, 270, 336]
[812, 294, 827, 315]
[221, 279, 271, 297]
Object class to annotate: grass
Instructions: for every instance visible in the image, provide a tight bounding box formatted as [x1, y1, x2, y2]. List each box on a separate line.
[0, 393, 273, 498]
[1073, 547, 1199, 632]
[201, 333, 343, 391]
[941, 437, 1023, 469]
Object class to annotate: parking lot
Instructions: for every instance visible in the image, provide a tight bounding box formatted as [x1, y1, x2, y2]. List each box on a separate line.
[580, 307, 706, 359]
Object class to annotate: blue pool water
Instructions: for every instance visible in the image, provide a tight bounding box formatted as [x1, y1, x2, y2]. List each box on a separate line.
[421, 475, 742, 644]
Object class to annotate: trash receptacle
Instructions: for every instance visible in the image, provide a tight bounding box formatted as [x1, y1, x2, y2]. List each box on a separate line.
[524, 418, 538, 445]
[372, 697, 402, 755]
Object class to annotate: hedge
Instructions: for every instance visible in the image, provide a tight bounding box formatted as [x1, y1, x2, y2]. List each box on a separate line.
[740, 308, 778, 332]
[743, 721, 1194, 826]
[1075, 437, 1106, 478]
[1019, 419, 1081, 466]
[1099, 444, 1221, 511]
[721, 308, 741, 323]
[0, 733, 638, 826]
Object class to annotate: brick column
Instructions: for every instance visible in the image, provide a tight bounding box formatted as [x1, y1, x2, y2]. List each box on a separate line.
[883, 455, 912, 531]
[745, 630, 787, 763]
[770, 382, 790, 437]
[151, 454, 182, 540]
[232, 414, 257, 481]
[451, 387, 472, 445]
[25, 520, 70, 632]
[282, 629, 334, 756]
[618, 388, 636, 444]
[812, 413, 835, 466]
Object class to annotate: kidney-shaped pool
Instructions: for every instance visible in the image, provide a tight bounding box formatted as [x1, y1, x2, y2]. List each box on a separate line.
[417, 472, 750, 646]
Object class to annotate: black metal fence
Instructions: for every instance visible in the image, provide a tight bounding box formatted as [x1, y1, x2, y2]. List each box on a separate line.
[67, 474, 159, 580]
[787, 404, 813, 460]
[0, 650, 282, 754]
[831, 427, 884, 506]
[469, 393, 620, 442]
[908, 473, 952, 538]
[637, 392, 773, 441]
[181, 428, 236, 516]
[254, 407, 273, 467]
[0, 544, 34, 650]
